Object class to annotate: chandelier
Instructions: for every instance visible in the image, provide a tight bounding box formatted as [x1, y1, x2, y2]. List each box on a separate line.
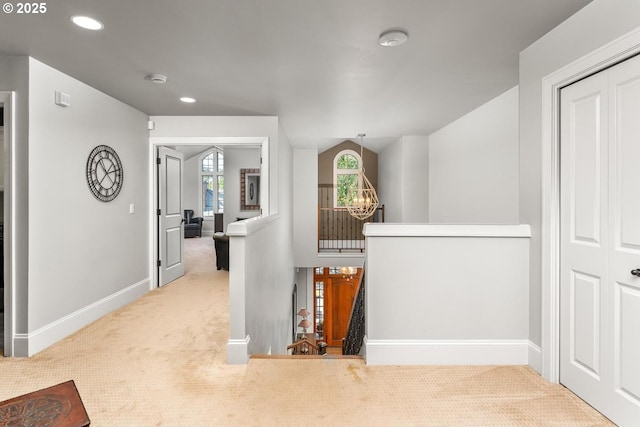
[346, 134, 379, 220]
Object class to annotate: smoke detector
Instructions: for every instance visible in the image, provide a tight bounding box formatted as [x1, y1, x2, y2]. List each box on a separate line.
[378, 28, 409, 47]
[145, 74, 167, 84]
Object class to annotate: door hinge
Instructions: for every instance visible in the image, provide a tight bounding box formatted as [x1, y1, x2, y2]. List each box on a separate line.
[157, 260, 162, 267]
[260, 157, 263, 164]
[157, 209, 161, 216]
[156, 157, 161, 165]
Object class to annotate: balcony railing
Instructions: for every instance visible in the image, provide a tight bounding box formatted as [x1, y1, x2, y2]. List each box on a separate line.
[318, 184, 384, 253]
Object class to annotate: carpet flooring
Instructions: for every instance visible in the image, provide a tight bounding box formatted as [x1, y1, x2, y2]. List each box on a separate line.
[0, 237, 614, 426]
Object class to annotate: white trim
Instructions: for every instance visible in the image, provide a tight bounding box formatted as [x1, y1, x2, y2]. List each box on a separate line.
[149, 142, 158, 289]
[364, 339, 529, 366]
[227, 335, 251, 364]
[317, 252, 365, 259]
[363, 223, 531, 238]
[149, 136, 266, 146]
[19, 278, 150, 356]
[226, 213, 279, 237]
[1, 91, 15, 357]
[540, 26, 640, 383]
[528, 341, 542, 374]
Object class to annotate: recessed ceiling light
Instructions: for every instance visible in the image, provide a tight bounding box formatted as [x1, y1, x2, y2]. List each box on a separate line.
[180, 97, 196, 103]
[71, 15, 104, 31]
[378, 28, 408, 47]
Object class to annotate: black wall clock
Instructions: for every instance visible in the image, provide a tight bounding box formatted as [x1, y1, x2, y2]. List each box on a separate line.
[86, 145, 124, 202]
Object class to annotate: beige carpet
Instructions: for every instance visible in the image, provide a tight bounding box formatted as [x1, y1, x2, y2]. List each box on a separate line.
[0, 237, 614, 426]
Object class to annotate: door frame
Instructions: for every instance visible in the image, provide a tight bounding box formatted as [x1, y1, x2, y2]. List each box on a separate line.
[1, 92, 15, 356]
[540, 27, 640, 383]
[149, 136, 269, 288]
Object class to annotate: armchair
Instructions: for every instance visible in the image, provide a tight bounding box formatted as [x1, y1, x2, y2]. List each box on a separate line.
[184, 209, 203, 238]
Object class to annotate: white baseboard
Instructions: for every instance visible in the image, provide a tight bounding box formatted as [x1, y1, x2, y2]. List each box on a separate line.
[17, 278, 150, 357]
[227, 335, 251, 364]
[528, 341, 542, 374]
[364, 338, 530, 365]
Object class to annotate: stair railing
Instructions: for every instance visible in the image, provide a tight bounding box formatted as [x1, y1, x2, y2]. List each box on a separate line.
[342, 268, 366, 355]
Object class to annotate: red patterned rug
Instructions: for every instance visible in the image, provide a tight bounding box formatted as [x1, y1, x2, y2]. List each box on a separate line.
[0, 380, 90, 427]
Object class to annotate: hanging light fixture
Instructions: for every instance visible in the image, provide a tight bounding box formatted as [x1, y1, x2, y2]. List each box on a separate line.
[346, 134, 379, 220]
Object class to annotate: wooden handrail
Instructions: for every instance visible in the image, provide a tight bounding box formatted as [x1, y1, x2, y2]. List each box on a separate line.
[287, 336, 320, 355]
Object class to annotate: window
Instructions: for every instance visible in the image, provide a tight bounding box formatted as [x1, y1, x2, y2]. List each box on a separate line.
[201, 150, 224, 216]
[333, 150, 361, 207]
[315, 280, 324, 340]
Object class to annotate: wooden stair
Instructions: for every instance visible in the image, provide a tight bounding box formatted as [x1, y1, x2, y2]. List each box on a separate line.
[251, 354, 363, 360]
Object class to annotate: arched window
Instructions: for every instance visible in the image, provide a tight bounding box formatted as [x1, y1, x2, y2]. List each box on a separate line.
[333, 150, 362, 207]
[200, 150, 224, 216]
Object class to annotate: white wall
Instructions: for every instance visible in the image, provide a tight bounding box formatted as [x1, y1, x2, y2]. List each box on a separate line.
[429, 86, 519, 224]
[293, 148, 318, 266]
[25, 58, 150, 355]
[183, 154, 199, 218]
[378, 136, 429, 223]
[378, 137, 403, 223]
[364, 224, 530, 365]
[519, 0, 640, 353]
[293, 267, 314, 336]
[0, 56, 30, 349]
[227, 122, 294, 361]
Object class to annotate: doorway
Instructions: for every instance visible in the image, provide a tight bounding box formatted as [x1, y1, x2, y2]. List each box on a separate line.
[0, 104, 4, 354]
[149, 138, 267, 287]
[313, 267, 362, 350]
[559, 53, 640, 426]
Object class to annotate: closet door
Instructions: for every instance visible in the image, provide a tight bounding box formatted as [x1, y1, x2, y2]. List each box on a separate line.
[560, 54, 640, 427]
[560, 69, 609, 412]
[606, 55, 640, 425]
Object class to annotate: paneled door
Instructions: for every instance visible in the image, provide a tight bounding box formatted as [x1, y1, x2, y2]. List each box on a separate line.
[314, 268, 361, 348]
[560, 54, 640, 427]
[325, 276, 358, 347]
[158, 147, 184, 286]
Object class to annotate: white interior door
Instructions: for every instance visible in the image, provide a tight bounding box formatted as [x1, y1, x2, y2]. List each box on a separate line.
[158, 146, 184, 286]
[560, 54, 640, 427]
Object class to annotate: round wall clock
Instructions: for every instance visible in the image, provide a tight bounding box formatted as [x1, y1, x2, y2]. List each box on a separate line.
[86, 145, 124, 202]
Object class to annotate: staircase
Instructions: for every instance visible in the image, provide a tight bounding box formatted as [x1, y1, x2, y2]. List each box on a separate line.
[342, 268, 365, 356]
[253, 267, 366, 360]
